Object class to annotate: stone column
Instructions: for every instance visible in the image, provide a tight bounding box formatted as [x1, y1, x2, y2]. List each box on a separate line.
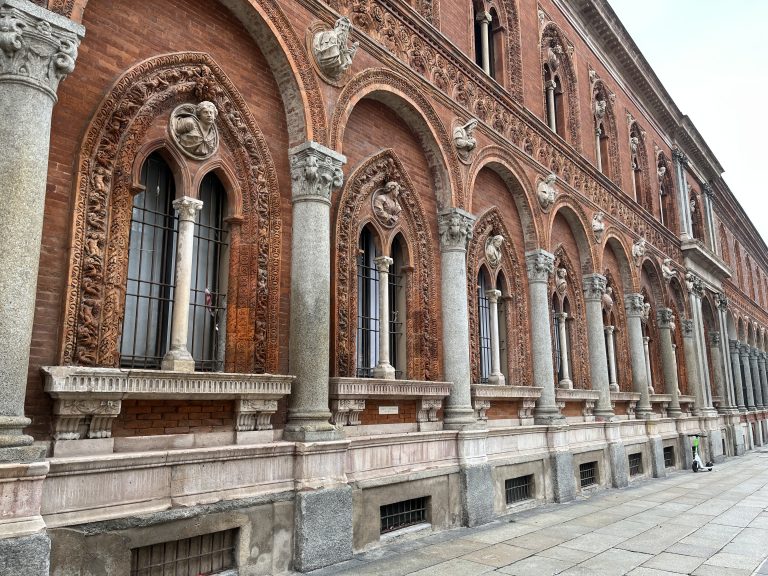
[595, 126, 603, 173]
[643, 337, 654, 394]
[476, 10, 492, 75]
[372, 256, 395, 379]
[657, 309, 682, 417]
[526, 250, 564, 424]
[709, 332, 727, 414]
[672, 148, 692, 240]
[486, 289, 505, 386]
[0, 0, 83, 462]
[741, 344, 756, 411]
[702, 184, 717, 250]
[439, 209, 477, 429]
[604, 326, 619, 392]
[285, 142, 345, 441]
[681, 319, 704, 415]
[759, 353, 768, 411]
[749, 348, 763, 409]
[583, 274, 614, 419]
[625, 294, 652, 418]
[715, 293, 737, 411]
[161, 197, 203, 372]
[730, 340, 746, 412]
[545, 80, 557, 131]
[687, 276, 715, 413]
[555, 313, 573, 389]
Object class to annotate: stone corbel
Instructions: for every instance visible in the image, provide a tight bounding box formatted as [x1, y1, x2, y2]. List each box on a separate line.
[53, 399, 121, 440]
[236, 398, 279, 431]
[628, 400, 638, 417]
[472, 399, 491, 421]
[519, 399, 536, 421]
[417, 398, 442, 423]
[330, 399, 365, 426]
[582, 400, 596, 419]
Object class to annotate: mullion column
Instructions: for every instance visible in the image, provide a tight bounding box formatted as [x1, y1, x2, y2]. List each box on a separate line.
[604, 326, 618, 392]
[741, 343, 756, 411]
[624, 294, 652, 418]
[526, 250, 564, 425]
[555, 312, 573, 389]
[760, 353, 768, 411]
[486, 289, 505, 386]
[372, 256, 395, 379]
[284, 142, 346, 441]
[439, 209, 477, 429]
[476, 11, 492, 75]
[583, 274, 613, 419]
[672, 149, 692, 239]
[657, 309, 682, 417]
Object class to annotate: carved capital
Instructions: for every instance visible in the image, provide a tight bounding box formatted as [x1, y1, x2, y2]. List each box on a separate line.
[289, 141, 346, 203]
[715, 292, 729, 311]
[604, 325, 615, 335]
[374, 255, 393, 273]
[582, 273, 606, 301]
[0, 1, 84, 98]
[236, 398, 279, 431]
[438, 208, 475, 252]
[656, 308, 675, 330]
[624, 293, 645, 318]
[525, 249, 554, 283]
[672, 147, 688, 166]
[681, 319, 694, 338]
[703, 183, 714, 198]
[172, 196, 203, 221]
[417, 398, 442, 422]
[485, 288, 501, 303]
[685, 272, 703, 297]
[709, 331, 721, 347]
[730, 339, 740, 353]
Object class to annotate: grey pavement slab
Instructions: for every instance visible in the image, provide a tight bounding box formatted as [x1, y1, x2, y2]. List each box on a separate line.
[640, 551, 704, 574]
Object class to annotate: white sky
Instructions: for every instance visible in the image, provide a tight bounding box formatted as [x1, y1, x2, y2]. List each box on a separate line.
[608, 0, 768, 247]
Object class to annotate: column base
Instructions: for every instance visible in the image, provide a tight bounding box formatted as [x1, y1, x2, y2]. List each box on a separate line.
[460, 463, 494, 527]
[668, 408, 683, 418]
[161, 348, 195, 372]
[558, 379, 573, 390]
[284, 411, 343, 442]
[534, 407, 566, 426]
[635, 406, 655, 420]
[608, 442, 628, 488]
[487, 372, 506, 386]
[550, 451, 575, 503]
[293, 486, 353, 572]
[648, 436, 666, 478]
[609, 384, 619, 392]
[443, 406, 482, 430]
[371, 363, 395, 379]
[594, 408, 615, 421]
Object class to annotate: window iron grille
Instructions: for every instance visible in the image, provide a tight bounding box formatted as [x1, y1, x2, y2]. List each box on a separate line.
[628, 453, 643, 477]
[356, 230, 379, 377]
[130, 528, 236, 576]
[477, 273, 492, 383]
[663, 446, 675, 468]
[579, 461, 597, 488]
[505, 475, 533, 504]
[389, 266, 404, 379]
[380, 497, 428, 535]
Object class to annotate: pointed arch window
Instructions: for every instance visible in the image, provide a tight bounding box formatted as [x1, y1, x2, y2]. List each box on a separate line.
[389, 234, 407, 378]
[473, 5, 498, 78]
[496, 274, 509, 382]
[356, 227, 380, 377]
[544, 65, 564, 137]
[552, 294, 573, 388]
[477, 268, 492, 383]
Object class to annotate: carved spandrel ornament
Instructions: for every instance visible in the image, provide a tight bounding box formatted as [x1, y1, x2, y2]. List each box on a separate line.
[661, 258, 676, 283]
[536, 173, 557, 210]
[169, 101, 219, 160]
[453, 118, 478, 164]
[311, 16, 358, 84]
[372, 180, 403, 228]
[0, 4, 82, 97]
[632, 236, 646, 267]
[591, 211, 605, 243]
[438, 209, 475, 252]
[484, 234, 505, 268]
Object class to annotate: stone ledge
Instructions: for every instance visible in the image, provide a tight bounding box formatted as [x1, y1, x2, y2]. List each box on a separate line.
[41, 366, 293, 443]
[470, 385, 542, 423]
[328, 377, 452, 427]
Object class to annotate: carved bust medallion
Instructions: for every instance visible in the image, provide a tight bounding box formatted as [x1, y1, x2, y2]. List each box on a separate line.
[169, 101, 219, 160]
[372, 181, 403, 228]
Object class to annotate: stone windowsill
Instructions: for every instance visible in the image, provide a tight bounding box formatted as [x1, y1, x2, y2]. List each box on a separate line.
[40, 366, 294, 445]
[610, 392, 640, 402]
[470, 384, 542, 401]
[328, 377, 452, 427]
[556, 389, 601, 402]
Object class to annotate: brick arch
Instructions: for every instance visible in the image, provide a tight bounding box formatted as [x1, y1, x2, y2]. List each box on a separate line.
[467, 146, 540, 252]
[62, 52, 282, 373]
[467, 207, 530, 386]
[602, 231, 637, 293]
[640, 259, 665, 309]
[331, 68, 462, 211]
[540, 22, 581, 150]
[48, 0, 328, 146]
[549, 200, 596, 275]
[332, 149, 439, 380]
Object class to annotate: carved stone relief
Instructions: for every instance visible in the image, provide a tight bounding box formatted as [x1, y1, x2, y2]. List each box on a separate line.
[453, 118, 478, 164]
[311, 17, 358, 84]
[536, 173, 557, 210]
[484, 235, 504, 269]
[371, 180, 403, 228]
[168, 101, 219, 160]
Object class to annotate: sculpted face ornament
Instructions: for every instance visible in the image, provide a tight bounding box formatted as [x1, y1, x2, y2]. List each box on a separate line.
[537, 173, 557, 210]
[485, 235, 505, 268]
[592, 211, 605, 243]
[632, 236, 646, 267]
[555, 267, 567, 295]
[661, 258, 676, 283]
[169, 101, 219, 160]
[312, 17, 359, 80]
[372, 180, 403, 228]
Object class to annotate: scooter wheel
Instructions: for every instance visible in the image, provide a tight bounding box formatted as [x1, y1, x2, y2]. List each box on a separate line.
[692, 461, 699, 473]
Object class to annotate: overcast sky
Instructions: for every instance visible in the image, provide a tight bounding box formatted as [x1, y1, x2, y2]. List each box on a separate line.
[608, 0, 768, 246]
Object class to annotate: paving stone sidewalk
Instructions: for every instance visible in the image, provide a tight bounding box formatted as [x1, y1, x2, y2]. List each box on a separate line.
[297, 450, 768, 576]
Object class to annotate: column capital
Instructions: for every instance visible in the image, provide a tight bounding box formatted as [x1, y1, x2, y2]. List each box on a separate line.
[438, 208, 475, 252]
[0, 0, 84, 99]
[715, 292, 728, 311]
[709, 331, 721, 346]
[545, 79, 557, 90]
[759, 352, 767, 364]
[485, 288, 501, 303]
[730, 339, 740, 353]
[624, 293, 645, 318]
[642, 335, 650, 344]
[604, 325, 615, 335]
[172, 196, 203, 221]
[740, 344, 751, 358]
[374, 255, 393, 272]
[702, 182, 714, 198]
[525, 249, 554, 283]
[582, 273, 606, 301]
[684, 271, 703, 297]
[749, 347, 760, 359]
[554, 311, 568, 321]
[289, 141, 346, 204]
[681, 318, 694, 338]
[656, 308, 674, 330]
[475, 10, 493, 23]
[672, 147, 688, 166]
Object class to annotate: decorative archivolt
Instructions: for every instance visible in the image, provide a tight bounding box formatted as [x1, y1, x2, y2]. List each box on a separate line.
[62, 52, 281, 373]
[333, 149, 439, 380]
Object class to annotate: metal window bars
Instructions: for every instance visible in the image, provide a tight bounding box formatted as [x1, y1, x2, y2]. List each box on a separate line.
[130, 529, 236, 576]
[505, 475, 533, 504]
[380, 497, 428, 535]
